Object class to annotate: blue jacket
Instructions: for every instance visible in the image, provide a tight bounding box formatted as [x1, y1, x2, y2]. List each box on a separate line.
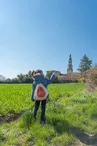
[31, 73, 55, 100]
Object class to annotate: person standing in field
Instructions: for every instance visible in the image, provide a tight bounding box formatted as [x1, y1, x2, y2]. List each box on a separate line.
[31, 69, 59, 125]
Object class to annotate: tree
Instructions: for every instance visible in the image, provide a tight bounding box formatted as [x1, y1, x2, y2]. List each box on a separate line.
[94, 64, 97, 68]
[5, 78, 12, 83]
[0, 75, 6, 82]
[0, 71, 34, 84]
[86, 66, 97, 91]
[17, 74, 26, 83]
[46, 71, 55, 79]
[17, 72, 33, 83]
[46, 70, 60, 83]
[24, 74, 33, 83]
[78, 54, 92, 73]
[11, 78, 19, 83]
[28, 70, 32, 78]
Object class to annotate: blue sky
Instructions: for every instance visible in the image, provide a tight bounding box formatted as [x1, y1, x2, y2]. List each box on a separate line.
[0, 0, 97, 78]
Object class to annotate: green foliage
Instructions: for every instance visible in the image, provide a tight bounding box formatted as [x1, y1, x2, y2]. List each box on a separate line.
[20, 111, 33, 129]
[46, 70, 59, 83]
[88, 103, 97, 119]
[0, 71, 33, 83]
[46, 71, 55, 79]
[0, 129, 5, 142]
[78, 77, 85, 83]
[17, 73, 33, 83]
[51, 134, 75, 146]
[78, 54, 92, 73]
[86, 67, 97, 91]
[0, 75, 6, 82]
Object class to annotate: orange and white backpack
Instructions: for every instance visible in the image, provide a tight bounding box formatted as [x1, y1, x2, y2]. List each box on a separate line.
[33, 84, 48, 101]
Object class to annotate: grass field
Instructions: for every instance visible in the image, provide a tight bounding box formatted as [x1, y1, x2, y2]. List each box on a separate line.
[0, 83, 97, 146]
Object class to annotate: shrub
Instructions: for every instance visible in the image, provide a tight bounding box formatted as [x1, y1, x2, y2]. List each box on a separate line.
[78, 78, 85, 83]
[85, 67, 97, 91]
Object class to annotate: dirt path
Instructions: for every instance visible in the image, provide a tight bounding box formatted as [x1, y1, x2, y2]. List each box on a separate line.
[77, 132, 97, 146]
[0, 113, 22, 124]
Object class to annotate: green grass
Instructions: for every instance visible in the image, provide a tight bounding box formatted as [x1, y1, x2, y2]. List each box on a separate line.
[0, 83, 84, 116]
[1, 83, 97, 146]
[0, 84, 32, 115]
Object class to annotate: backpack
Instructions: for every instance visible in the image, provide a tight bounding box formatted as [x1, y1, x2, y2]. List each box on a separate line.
[33, 83, 48, 101]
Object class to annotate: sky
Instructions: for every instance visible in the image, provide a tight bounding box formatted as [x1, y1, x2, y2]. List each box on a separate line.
[0, 0, 97, 78]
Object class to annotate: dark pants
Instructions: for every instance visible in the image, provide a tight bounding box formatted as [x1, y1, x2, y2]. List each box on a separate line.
[33, 100, 46, 122]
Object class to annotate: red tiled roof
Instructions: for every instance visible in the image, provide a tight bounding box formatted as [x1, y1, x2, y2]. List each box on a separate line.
[58, 72, 81, 81]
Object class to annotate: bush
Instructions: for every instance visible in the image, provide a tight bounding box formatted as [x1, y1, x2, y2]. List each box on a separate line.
[85, 67, 97, 91]
[78, 78, 85, 83]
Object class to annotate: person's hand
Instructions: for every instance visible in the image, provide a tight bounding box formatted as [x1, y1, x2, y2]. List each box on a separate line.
[54, 71, 60, 77]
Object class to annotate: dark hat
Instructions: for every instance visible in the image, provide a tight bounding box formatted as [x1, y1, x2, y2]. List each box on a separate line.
[35, 69, 43, 74]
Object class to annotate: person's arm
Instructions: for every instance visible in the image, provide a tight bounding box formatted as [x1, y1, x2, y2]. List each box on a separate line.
[46, 72, 56, 85]
[46, 72, 60, 85]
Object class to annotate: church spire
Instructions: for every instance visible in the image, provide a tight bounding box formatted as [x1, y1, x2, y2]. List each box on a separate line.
[67, 54, 73, 74]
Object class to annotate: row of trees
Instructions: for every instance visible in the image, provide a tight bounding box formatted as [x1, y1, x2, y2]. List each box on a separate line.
[0, 72, 33, 83]
[0, 54, 96, 84]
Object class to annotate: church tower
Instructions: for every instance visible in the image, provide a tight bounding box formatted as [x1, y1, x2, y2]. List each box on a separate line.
[67, 54, 73, 74]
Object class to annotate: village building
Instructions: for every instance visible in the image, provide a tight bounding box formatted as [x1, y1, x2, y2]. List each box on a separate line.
[47, 54, 81, 83]
[58, 54, 81, 82]
[67, 54, 73, 74]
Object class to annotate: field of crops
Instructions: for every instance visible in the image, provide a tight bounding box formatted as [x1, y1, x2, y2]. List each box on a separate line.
[0, 83, 97, 146]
